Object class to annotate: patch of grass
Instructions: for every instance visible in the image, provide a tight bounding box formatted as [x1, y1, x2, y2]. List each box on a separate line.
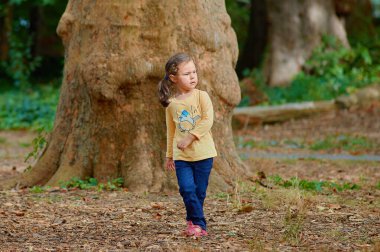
[59, 177, 124, 191]
[310, 134, 376, 152]
[235, 137, 280, 150]
[267, 175, 360, 193]
[282, 159, 298, 165]
[283, 139, 305, 149]
[29, 185, 50, 193]
[211, 192, 229, 199]
[248, 237, 265, 251]
[376, 181, 380, 190]
[283, 206, 304, 246]
[325, 229, 349, 243]
[0, 137, 7, 144]
[255, 187, 310, 245]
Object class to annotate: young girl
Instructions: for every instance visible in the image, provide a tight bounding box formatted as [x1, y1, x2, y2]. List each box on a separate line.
[158, 53, 217, 237]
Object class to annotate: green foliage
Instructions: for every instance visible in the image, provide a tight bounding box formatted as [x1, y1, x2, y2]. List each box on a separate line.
[24, 127, 47, 163]
[1, 34, 42, 88]
[267, 175, 360, 192]
[60, 177, 124, 192]
[246, 35, 380, 105]
[0, 84, 59, 130]
[0, 0, 66, 87]
[310, 134, 375, 152]
[29, 185, 49, 193]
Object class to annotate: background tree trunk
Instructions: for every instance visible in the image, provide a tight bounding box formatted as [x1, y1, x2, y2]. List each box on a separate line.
[0, 2, 12, 61]
[340, 0, 377, 42]
[264, 0, 350, 86]
[236, 0, 268, 77]
[29, 6, 43, 58]
[0, 0, 249, 192]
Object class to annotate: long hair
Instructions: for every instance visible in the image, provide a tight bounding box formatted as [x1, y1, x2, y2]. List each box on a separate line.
[158, 53, 193, 107]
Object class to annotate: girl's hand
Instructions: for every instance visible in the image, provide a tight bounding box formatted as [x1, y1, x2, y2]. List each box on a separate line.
[177, 133, 197, 151]
[166, 157, 175, 171]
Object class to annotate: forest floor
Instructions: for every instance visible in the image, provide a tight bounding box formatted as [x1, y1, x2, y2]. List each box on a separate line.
[0, 104, 379, 251]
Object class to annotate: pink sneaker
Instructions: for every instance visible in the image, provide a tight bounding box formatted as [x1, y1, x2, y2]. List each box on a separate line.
[185, 224, 208, 237]
[187, 221, 193, 228]
[200, 229, 208, 236]
[185, 224, 202, 236]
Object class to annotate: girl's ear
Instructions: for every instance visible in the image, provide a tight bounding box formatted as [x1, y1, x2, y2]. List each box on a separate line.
[169, 74, 176, 83]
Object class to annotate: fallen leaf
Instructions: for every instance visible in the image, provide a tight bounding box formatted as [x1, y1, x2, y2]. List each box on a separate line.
[153, 212, 162, 220]
[316, 205, 326, 211]
[13, 211, 25, 217]
[238, 205, 254, 214]
[328, 204, 342, 210]
[150, 202, 165, 210]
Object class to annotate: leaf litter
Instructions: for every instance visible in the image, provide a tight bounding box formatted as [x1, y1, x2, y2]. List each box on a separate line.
[0, 105, 380, 251]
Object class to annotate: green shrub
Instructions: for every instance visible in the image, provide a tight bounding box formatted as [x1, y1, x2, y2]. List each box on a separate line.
[0, 84, 59, 130]
[244, 35, 380, 106]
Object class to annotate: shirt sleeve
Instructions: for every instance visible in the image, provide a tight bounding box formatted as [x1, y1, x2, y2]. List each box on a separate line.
[165, 106, 175, 158]
[190, 91, 214, 139]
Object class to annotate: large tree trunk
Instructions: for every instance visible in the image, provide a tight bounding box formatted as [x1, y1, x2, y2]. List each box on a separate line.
[0, 0, 248, 192]
[264, 0, 350, 86]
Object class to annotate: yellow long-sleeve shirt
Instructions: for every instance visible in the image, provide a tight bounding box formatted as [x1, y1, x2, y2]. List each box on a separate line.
[166, 89, 217, 161]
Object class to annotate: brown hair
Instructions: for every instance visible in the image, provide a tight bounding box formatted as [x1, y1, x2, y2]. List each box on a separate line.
[158, 53, 193, 107]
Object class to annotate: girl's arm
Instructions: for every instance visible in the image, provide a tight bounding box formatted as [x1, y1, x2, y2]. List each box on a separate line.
[189, 91, 214, 139]
[166, 107, 175, 158]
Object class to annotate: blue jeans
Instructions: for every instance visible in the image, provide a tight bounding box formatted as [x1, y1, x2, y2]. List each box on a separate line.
[174, 158, 213, 231]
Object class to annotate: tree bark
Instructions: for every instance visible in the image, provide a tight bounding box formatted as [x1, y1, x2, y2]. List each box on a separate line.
[264, 0, 350, 86]
[29, 6, 43, 58]
[0, 2, 12, 61]
[0, 0, 249, 192]
[341, 0, 376, 42]
[236, 0, 268, 77]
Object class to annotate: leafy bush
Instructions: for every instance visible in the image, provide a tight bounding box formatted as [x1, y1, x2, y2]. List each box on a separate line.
[0, 0, 66, 87]
[0, 84, 59, 130]
[244, 35, 380, 105]
[0, 34, 42, 89]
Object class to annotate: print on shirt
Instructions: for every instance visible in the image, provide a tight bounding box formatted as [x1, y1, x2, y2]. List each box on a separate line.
[177, 106, 200, 132]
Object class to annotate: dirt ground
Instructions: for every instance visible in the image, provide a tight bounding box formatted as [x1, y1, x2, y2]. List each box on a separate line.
[0, 105, 379, 251]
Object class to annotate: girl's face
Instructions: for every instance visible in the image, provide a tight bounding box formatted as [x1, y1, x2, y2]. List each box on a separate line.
[170, 60, 198, 93]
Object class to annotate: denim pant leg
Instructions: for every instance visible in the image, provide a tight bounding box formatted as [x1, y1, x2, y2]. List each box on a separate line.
[175, 158, 213, 231]
[175, 160, 204, 226]
[192, 158, 213, 230]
